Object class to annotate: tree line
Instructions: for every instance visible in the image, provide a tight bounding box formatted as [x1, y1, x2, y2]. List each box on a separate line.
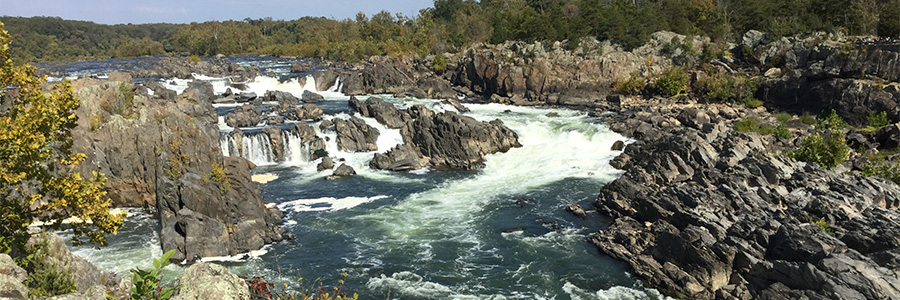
[3, 0, 899, 62]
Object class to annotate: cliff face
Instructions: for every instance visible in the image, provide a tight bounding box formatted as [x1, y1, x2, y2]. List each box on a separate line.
[70, 74, 282, 263]
[756, 33, 900, 125]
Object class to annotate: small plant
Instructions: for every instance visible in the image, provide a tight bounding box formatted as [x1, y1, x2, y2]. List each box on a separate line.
[812, 217, 835, 234]
[131, 249, 178, 300]
[700, 42, 716, 62]
[867, 111, 890, 129]
[800, 115, 817, 125]
[188, 54, 202, 63]
[614, 71, 645, 95]
[653, 67, 688, 97]
[774, 124, 791, 139]
[741, 96, 764, 108]
[90, 115, 103, 132]
[775, 113, 792, 123]
[818, 109, 849, 130]
[734, 118, 760, 133]
[789, 131, 850, 169]
[118, 82, 135, 119]
[209, 162, 230, 193]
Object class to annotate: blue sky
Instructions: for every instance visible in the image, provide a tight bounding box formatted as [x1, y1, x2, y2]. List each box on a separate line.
[0, 0, 436, 24]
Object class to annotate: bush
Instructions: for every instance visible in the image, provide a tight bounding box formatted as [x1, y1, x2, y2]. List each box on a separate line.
[188, 54, 202, 63]
[774, 124, 791, 139]
[734, 118, 760, 133]
[775, 113, 792, 123]
[818, 109, 848, 130]
[247, 272, 358, 300]
[861, 158, 900, 184]
[614, 71, 645, 95]
[700, 71, 735, 101]
[653, 67, 688, 97]
[800, 115, 817, 125]
[812, 217, 834, 234]
[742, 96, 764, 108]
[867, 111, 890, 128]
[26, 236, 77, 298]
[790, 131, 850, 169]
[432, 54, 448, 74]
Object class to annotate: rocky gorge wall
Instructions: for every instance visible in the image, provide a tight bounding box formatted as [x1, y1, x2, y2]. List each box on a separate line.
[69, 73, 282, 263]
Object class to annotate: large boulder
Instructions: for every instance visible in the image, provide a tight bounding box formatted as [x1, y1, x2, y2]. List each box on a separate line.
[0, 254, 27, 300]
[172, 263, 249, 300]
[370, 144, 429, 171]
[349, 96, 409, 129]
[401, 107, 521, 169]
[224, 104, 265, 128]
[70, 78, 283, 263]
[301, 90, 325, 103]
[263, 90, 299, 105]
[321, 117, 380, 152]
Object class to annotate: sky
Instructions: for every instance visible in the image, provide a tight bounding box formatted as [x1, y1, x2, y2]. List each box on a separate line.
[0, 0, 436, 24]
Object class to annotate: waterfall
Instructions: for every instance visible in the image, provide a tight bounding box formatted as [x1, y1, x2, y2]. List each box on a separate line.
[326, 77, 342, 93]
[241, 132, 275, 165]
[282, 131, 309, 164]
[219, 129, 309, 165]
[301, 75, 318, 92]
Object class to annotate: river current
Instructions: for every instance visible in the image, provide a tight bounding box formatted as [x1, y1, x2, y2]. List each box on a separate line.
[52, 57, 672, 300]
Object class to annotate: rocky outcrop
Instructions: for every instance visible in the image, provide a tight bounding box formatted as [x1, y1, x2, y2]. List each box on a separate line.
[225, 102, 323, 128]
[450, 32, 705, 105]
[70, 77, 282, 263]
[0, 254, 28, 299]
[592, 97, 900, 300]
[320, 117, 380, 152]
[128, 56, 260, 81]
[263, 90, 299, 105]
[318, 56, 456, 99]
[747, 32, 900, 125]
[301, 90, 325, 102]
[355, 99, 521, 171]
[350, 96, 409, 129]
[172, 263, 250, 300]
[224, 104, 265, 128]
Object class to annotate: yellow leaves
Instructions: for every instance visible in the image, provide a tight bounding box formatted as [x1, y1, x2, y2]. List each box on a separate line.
[0, 21, 122, 251]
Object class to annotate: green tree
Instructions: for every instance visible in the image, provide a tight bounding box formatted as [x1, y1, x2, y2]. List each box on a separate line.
[0, 22, 124, 255]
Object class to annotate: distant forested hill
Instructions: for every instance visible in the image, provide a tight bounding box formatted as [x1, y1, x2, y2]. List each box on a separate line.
[3, 0, 899, 62]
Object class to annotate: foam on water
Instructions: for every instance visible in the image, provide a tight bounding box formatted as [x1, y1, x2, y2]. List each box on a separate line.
[563, 282, 676, 300]
[278, 195, 390, 212]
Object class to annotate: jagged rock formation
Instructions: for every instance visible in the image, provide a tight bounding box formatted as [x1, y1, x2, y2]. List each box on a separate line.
[315, 56, 457, 99]
[172, 263, 250, 300]
[450, 32, 706, 106]
[128, 56, 260, 81]
[593, 97, 900, 300]
[353, 97, 521, 170]
[754, 32, 900, 125]
[70, 74, 282, 263]
[320, 117, 380, 152]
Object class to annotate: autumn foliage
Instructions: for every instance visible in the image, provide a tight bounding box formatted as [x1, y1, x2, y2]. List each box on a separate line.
[0, 21, 124, 255]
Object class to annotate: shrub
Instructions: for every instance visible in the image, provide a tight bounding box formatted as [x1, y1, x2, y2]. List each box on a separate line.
[700, 71, 735, 101]
[774, 124, 791, 139]
[614, 71, 645, 95]
[653, 67, 688, 97]
[188, 54, 202, 63]
[432, 54, 448, 74]
[867, 111, 890, 128]
[742, 96, 764, 108]
[734, 118, 760, 133]
[800, 115, 817, 125]
[131, 249, 178, 300]
[861, 158, 900, 184]
[700, 43, 716, 62]
[209, 162, 230, 193]
[790, 131, 850, 169]
[818, 109, 848, 130]
[775, 113, 792, 123]
[26, 236, 77, 298]
[246, 272, 358, 300]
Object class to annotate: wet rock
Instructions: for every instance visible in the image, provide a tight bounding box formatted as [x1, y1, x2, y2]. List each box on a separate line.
[324, 117, 379, 152]
[224, 104, 264, 128]
[401, 107, 521, 169]
[611, 140, 626, 151]
[263, 90, 299, 105]
[566, 204, 587, 218]
[172, 263, 249, 300]
[301, 90, 325, 103]
[316, 157, 334, 171]
[442, 98, 470, 113]
[326, 164, 356, 180]
[370, 144, 429, 171]
[350, 96, 409, 129]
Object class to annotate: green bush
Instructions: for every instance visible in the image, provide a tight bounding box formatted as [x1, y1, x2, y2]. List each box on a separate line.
[188, 54, 202, 63]
[818, 109, 848, 130]
[861, 158, 900, 184]
[867, 111, 890, 128]
[131, 249, 178, 300]
[742, 96, 764, 108]
[775, 113, 792, 123]
[790, 131, 850, 169]
[734, 118, 760, 133]
[812, 217, 835, 234]
[614, 71, 645, 95]
[700, 71, 735, 101]
[774, 124, 791, 139]
[800, 115, 817, 125]
[653, 67, 688, 97]
[26, 236, 77, 298]
[432, 54, 448, 74]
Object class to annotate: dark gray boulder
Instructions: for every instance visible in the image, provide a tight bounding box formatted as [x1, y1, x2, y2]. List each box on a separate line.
[370, 144, 429, 171]
[349, 96, 409, 129]
[264, 90, 299, 105]
[323, 117, 379, 152]
[317, 157, 335, 171]
[301, 90, 325, 103]
[401, 107, 521, 169]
